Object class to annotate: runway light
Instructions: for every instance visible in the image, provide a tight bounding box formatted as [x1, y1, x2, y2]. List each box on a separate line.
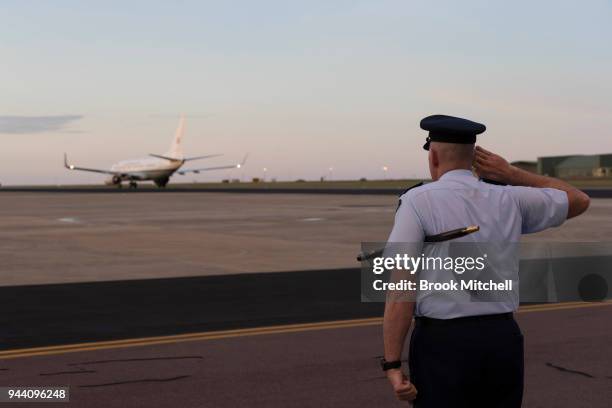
[237, 164, 242, 169]
[69, 165, 75, 170]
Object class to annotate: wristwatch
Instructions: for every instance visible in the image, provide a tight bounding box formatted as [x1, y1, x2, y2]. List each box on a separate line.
[380, 358, 402, 371]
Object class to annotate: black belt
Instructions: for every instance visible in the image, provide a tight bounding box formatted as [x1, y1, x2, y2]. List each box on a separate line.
[415, 312, 513, 327]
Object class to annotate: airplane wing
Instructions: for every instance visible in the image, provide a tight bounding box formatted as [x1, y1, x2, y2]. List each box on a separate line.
[64, 153, 120, 175]
[149, 153, 223, 162]
[183, 154, 223, 162]
[177, 154, 248, 175]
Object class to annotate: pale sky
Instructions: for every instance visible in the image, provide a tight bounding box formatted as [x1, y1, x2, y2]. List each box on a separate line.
[1, 0, 611, 185]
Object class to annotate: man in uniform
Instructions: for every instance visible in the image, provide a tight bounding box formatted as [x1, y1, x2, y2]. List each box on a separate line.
[382, 114, 590, 407]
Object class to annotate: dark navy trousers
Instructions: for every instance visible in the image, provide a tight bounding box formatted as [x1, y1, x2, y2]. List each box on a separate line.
[409, 314, 524, 408]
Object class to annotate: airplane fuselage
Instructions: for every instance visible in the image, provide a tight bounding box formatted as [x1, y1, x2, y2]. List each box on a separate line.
[107, 157, 183, 185]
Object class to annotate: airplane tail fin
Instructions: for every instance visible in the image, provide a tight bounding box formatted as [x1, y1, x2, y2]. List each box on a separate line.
[165, 114, 185, 159]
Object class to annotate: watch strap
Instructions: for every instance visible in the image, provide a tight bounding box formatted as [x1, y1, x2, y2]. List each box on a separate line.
[380, 359, 402, 371]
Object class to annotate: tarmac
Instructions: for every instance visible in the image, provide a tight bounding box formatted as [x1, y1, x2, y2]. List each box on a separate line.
[1, 192, 612, 286]
[3, 185, 612, 197]
[1, 302, 611, 408]
[0, 192, 610, 407]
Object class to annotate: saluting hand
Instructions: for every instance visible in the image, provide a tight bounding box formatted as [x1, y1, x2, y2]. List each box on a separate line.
[473, 146, 513, 183]
[387, 369, 418, 402]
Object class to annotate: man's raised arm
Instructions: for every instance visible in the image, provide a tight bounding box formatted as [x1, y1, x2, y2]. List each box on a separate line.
[473, 146, 590, 219]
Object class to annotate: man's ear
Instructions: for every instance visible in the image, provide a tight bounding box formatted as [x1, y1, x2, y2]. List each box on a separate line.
[431, 148, 439, 168]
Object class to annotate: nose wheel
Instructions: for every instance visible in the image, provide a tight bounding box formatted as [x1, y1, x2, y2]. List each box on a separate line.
[129, 181, 138, 189]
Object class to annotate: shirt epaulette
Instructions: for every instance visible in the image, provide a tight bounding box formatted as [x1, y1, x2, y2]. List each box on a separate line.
[396, 182, 424, 212]
[399, 181, 424, 197]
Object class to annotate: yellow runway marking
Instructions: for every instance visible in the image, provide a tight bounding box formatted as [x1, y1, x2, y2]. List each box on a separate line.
[1, 301, 610, 360]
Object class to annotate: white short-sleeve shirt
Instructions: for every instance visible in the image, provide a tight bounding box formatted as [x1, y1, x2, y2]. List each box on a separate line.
[387, 169, 569, 318]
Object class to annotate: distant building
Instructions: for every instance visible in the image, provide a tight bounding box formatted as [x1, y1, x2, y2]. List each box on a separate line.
[510, 161, 537, 174]
[537, 154, 612, 178]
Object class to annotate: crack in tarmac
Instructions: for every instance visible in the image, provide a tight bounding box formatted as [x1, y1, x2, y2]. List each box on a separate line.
[79, 375, 191, 388]
[546, 362, 595, 378]
[40, 369, 97, 376]
[68, 356, 204, 366]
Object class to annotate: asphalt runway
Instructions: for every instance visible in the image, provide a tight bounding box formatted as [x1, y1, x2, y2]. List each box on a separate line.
[0, 192, 610, 406]
[0, 268, 381, 350]
[3, 185, 612, 197]
[1, 192, 612, 286]
[1, 260, 610, 351]
[2, 303, 611, 408]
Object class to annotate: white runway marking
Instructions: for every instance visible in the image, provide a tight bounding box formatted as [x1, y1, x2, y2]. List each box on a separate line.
[57, 217, 80, 223]
[300, 217, 325, 222]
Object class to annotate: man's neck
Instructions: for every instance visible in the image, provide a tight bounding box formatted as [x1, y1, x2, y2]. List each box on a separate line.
[436, 165, 472, 180]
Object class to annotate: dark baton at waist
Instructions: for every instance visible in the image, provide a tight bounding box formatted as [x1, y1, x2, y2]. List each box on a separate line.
[356, 225, 480, 262]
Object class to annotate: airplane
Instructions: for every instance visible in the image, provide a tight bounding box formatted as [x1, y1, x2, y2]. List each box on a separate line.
[64, 116, 247, 188]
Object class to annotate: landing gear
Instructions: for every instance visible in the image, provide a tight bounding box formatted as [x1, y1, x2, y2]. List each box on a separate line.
[154, 177, 169, 188]
[129, 181, 138, 189]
